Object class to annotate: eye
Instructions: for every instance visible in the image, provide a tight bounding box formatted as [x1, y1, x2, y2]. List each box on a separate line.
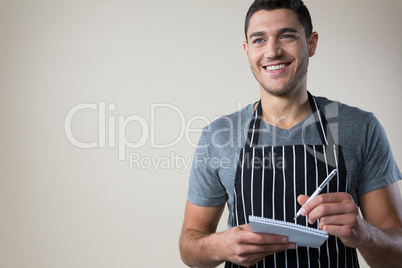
[281, 34, 295, 40]
[253, 38, 265, 44]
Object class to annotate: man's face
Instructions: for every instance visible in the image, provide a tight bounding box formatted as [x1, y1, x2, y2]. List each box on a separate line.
[244, 9, 318, 97]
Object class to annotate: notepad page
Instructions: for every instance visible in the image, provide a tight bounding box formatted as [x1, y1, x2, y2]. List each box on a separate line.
[249, 216, 328, 248]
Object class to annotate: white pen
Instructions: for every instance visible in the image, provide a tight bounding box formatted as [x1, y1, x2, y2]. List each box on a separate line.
[294, 169, 338, 220]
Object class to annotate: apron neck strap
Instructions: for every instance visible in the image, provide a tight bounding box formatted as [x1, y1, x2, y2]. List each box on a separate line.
[308, 91, 333, 146]
[247, 92, 335, 147]
[247, 102, 262, 147]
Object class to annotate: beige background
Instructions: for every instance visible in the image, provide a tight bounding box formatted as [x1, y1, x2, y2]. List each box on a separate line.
[1, 0, 401, 267]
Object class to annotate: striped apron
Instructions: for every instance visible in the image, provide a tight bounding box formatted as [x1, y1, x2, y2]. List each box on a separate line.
[225, 93, 359, 268]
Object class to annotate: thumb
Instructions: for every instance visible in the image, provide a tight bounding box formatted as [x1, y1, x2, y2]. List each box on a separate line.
[297, 194, 310, 206]
[237, 223, 251, 232]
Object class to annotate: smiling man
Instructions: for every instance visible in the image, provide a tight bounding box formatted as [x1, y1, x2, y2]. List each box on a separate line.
[245, 8, 313, 98]
[179, 1, 402, 267]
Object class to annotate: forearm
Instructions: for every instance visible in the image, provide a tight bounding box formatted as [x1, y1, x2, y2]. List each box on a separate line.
[179, 228, 224, 268]
[358, 224, 402, 268]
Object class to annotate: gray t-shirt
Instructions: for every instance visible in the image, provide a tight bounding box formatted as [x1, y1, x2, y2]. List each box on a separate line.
[187, 96, 402, 228]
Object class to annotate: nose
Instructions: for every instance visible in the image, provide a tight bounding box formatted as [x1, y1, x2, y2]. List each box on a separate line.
[264, 39, 282, 59]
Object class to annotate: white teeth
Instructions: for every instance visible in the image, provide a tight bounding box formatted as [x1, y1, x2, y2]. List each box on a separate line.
[266, 64, 285, 71]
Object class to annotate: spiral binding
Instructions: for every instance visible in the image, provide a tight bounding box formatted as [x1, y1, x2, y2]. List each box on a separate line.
[249, 215, 328, 236]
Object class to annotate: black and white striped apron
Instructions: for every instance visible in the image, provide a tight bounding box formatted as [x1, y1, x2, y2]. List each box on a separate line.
[225, 93, 359, 268]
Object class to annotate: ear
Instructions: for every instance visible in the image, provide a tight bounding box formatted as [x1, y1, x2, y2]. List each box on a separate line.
[243, 41, 249, 57]
[308, 32, 319, 57]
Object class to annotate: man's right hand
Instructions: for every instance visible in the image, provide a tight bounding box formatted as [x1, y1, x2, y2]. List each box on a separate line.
[217, 223, 295, 267]
[179, 202, 295, 267]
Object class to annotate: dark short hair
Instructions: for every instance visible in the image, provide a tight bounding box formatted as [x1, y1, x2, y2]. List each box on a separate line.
[244, 0, 313, 40]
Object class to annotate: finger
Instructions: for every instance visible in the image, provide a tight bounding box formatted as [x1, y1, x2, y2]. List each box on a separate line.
[234, 244, 295, 267]
[318, 214, 358, 228]
[320, 224, 355, 239]
[233, 251, 269, 267]
[236, 242, 295, 256]
[233, 252, 266, 268]
[237, 223, 251, 232]
[241, 231, 290, 245]
[250, 242, 296, 254]
[238, 223, 290, 244]
[297, 194, 309, 206]
[308, 202, 358, 223]
[301, 192, 354, 216]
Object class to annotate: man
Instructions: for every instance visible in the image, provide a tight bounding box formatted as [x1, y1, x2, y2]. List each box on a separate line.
[179, 0, 402, 267]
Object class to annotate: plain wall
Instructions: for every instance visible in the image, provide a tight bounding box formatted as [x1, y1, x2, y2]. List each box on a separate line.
[1, 0, 401, 267]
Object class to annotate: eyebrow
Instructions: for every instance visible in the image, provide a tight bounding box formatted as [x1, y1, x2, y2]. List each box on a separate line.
[249, 31, 266, 39]
[248, 28, 300, 39]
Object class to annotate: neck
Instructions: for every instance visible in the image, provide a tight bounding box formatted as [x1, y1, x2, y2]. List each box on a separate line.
[258, 88, 312, 130]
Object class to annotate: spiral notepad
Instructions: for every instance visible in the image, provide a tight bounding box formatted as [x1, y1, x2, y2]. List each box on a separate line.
[249, 215, 328, 248]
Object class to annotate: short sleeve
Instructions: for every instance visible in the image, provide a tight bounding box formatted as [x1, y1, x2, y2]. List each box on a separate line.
[187, 128, 228, 207]
[357, 114, 402, 195]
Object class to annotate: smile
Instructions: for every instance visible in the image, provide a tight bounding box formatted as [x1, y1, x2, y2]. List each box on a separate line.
[265, 63, 288, 71]
[262, 62, 292, 75]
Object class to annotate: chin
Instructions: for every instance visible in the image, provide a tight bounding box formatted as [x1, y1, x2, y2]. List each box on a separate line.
[261, 86, 295, 97]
